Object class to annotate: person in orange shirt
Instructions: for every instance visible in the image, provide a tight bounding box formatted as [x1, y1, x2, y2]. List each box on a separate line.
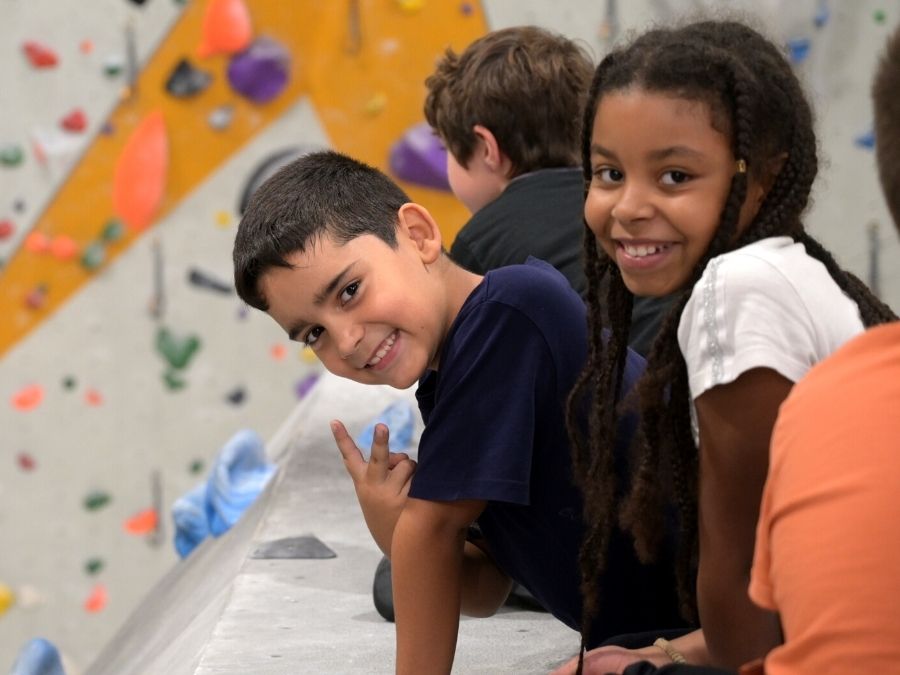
[747, 23, 900, 675]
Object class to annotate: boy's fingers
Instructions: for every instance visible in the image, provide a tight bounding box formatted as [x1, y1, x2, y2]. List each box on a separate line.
[367, 423, 391, 465]
[330, 420, 365, 474]
[387, 452, 409, 469]
[389, 458, 417, 488]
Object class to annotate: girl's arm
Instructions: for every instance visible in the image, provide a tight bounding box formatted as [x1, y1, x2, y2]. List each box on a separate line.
[694, 366, 789, 668]
[391, 496, 502, 674]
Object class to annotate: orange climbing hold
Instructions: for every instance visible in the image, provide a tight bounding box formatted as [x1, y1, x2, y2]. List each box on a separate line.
[124, 508, 159, 535]
[112, 110, 168, 233]
[49, 235, 79, 261]
[196, 0, 253, 58]
[84, 583, 108, 613]
[11, 384, 44, 411]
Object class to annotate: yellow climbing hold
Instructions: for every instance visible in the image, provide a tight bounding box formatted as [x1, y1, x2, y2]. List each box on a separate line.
[215, 210, 233, 228]
[396, 0, 425, 13]
[301, 346, 318, 363]
[364, 92, 388, 117]
[0, 582, 16, 615]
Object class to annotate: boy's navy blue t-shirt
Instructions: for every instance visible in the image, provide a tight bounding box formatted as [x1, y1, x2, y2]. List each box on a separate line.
[410, 259, 684, 646]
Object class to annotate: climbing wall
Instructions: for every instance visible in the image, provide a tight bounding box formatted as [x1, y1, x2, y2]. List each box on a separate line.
[0, 0, 897, 672]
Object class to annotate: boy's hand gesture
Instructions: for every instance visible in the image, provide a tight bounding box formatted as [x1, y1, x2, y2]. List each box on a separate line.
[330, 420, 417, 556]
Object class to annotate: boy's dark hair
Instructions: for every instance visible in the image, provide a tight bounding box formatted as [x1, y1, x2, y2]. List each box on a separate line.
[233, 151, 410, 311]
[565, 19, 898, 656]
[423, 26, 593, 177]
[873, 25, 900, 229]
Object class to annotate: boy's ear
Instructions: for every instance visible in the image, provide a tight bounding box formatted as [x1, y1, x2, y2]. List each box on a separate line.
[397, 203, 443, 264]
[473, 124, 511, 176]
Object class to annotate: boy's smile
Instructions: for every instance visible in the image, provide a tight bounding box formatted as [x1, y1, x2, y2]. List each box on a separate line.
[257, 208, 478, 390]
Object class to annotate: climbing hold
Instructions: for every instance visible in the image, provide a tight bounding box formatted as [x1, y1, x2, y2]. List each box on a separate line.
[101, 218, 125, 242]
[372, 556, 394, 621]
[874, 9, 887, 24]
[197, 0, 253, 58]
[189, 459, 205, 474]
[0, 583, 16, 616]
[84, 389, 103, 406]
[49, 235, 79, 260]
[813, 2, 830, 28]
[188, 267, 233, 294]
[270, 343, 287, 360]
[389, 121, 451, 191]
[83, 490, 111, 511]
[61, 108, 88, 133]
[208, 104, 235, 131]
[24, 284, 48, 310]
[0, 218, 14, 240]
[165, 58, 213, 98]
[226, 386, 246, 405]
[103, 54, 124, 77]
[12, 198, 26, 213]
[83, 583, 108, 613]
[460, 2, 474, 15]
[22, 41, 59, 68]
[364, 92, 388, 117]
[81, 242, 106, 270]
[62, 375, 77, 390]
[295, 372, 320, 400]
[156, 326, 202, 370]
[786, 38, 811, 65]
[17, 453, 36, 472]
[24, 231, 50, 253]
[113, 110, 168, 233]
[300, 345, 317, 363]
[163, 369, 187, 390]
[855, 129, 876, 150]
[11, 384, 44, 411]
[227, 37, 290, 103]
[214, 210, 233, 228]
[124, 508, 159, 535]
[80, 39, 94, 55]
[84, 557, 105, 575]
[396, 0, 425, 13]
[0, 144, 25, 167]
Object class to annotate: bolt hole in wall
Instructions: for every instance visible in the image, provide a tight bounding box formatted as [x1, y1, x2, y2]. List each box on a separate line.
[0, 0, 896, 671]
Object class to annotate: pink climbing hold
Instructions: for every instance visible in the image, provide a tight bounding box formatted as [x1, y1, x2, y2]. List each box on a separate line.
[61, 108, 88, 133]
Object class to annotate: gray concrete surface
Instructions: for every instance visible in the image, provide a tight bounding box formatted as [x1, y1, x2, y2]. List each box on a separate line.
[85, 373, 580, 675]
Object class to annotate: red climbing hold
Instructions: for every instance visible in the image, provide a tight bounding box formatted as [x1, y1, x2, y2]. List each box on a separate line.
[61, 109, 88, 133]
[22, 41, 59, 68]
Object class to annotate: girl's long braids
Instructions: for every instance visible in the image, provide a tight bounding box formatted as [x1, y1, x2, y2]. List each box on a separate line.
[566, 20, 897, 669]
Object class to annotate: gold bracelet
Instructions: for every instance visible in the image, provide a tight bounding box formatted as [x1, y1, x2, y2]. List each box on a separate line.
[653, 637, 687, 664]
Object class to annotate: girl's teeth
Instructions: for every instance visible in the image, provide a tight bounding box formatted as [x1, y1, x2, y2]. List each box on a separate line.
[623, 244, 666, 257]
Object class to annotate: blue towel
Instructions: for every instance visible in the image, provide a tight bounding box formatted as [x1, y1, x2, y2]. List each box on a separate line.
[355, 401, 416, 460]
[9, 638, 65, 675]
[171, 429, 276, 558]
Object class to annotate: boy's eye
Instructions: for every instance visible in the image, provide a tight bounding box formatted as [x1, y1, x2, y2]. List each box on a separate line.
[340, 281, 360, 304]
[594, 167, 624, 183]
[660, 170, 691, 185]
[303, 326, 324, 346]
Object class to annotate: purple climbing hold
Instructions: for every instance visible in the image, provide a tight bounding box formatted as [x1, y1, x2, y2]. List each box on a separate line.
[295, 372, 320, 400]
[388, 122, 451, 192]
[227, 37, 290, 104]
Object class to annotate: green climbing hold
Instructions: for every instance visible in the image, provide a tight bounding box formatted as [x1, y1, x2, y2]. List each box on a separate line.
[62, 375, 77, 391]
[163, 369, 187, 391]
[874, 9, 887, 23]
[0, 144, 24, 167]
[156, 327, 201, 370]
[189, 459, 205, 474]
[101, 219, 124, 243]
[83, 490, 111, 511]
[81, 242, 106, 271]
[84, 557, 105, 575]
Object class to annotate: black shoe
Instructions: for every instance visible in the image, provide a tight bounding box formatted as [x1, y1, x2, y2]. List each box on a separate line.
[372, 555, 394, 622]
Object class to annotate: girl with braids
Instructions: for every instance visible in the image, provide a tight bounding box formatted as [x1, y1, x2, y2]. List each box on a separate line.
[553, 18, 897, 675]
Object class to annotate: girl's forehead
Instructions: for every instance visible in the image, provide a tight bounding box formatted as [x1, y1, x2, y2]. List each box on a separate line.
[596, 87, 731, 137]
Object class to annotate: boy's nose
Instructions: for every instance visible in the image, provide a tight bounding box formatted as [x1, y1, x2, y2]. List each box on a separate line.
[611, 183, 654, 225]
[336, 323, 364, 361]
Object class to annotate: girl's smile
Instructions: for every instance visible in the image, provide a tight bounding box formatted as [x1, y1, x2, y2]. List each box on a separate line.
[584, 88, 764, 297]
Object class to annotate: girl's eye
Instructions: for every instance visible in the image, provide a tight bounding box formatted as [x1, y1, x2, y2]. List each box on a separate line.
[303, 326, 324, 347]
[661, 170, 691, 185]
[594, 167, 624, 183]
[340, 281, 360, 304]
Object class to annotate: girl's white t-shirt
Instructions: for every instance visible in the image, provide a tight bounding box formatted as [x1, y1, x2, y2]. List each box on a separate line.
[677, 236, 865, 402]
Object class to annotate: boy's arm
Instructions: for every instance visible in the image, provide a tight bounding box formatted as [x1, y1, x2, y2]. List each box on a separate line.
[391, 496, 490, 675]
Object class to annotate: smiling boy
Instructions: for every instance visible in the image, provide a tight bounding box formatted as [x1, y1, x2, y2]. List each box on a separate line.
[233, 151, 683, 673]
